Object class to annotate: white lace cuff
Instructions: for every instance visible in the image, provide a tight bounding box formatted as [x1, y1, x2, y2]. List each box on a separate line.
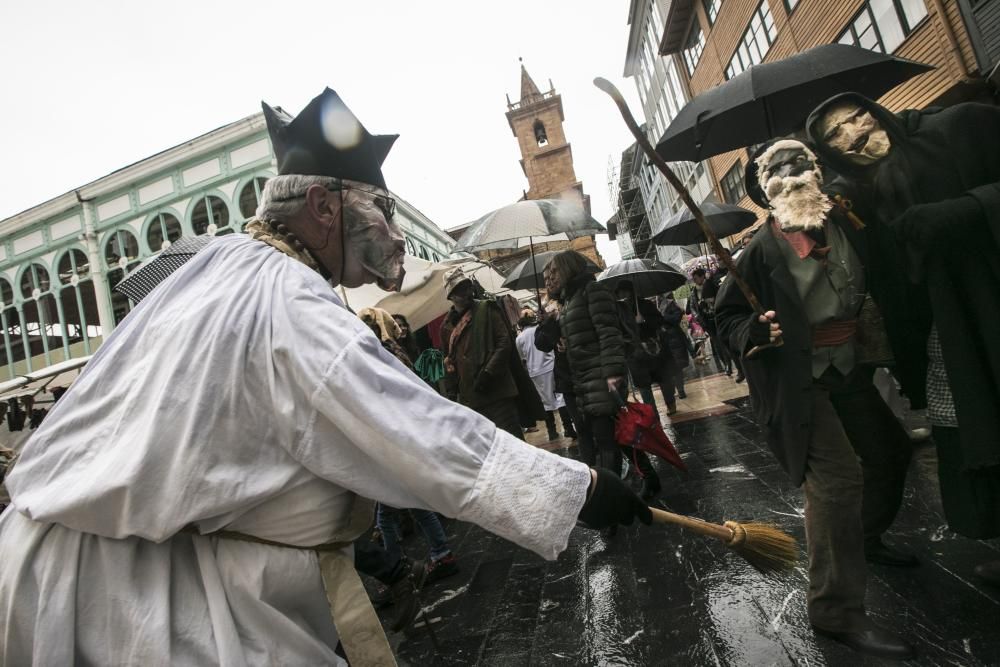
[458, 431, 591, 560]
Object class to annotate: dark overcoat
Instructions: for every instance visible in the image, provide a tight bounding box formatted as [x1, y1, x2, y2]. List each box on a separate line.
[560, 274, 627, 417]
[715, 214, 867, 485]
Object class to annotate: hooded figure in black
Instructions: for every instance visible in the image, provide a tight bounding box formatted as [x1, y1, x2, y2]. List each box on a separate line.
[806, 95, 1000, 578]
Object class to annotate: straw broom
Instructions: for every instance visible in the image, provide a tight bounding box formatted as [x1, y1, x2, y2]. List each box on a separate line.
[650, 507, 799, 574]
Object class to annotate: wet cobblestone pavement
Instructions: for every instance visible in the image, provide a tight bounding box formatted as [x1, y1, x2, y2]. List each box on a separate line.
[377, 374, 1000, 666]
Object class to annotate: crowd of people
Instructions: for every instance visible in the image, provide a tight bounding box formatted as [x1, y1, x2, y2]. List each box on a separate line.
[0, 83, 995, 665]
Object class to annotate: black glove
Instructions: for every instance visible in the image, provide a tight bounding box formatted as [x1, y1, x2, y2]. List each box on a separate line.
[890, 196, 982, 251]
[578, 468, 652, 529]
[748, 312, 777, 347]
[473, 370, 494, 393]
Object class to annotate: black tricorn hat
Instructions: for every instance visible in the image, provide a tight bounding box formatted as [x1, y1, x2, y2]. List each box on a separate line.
[262, 87, 398, 189]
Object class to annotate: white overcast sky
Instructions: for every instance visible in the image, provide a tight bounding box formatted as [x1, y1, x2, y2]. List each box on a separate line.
[0, 1, 645, 264]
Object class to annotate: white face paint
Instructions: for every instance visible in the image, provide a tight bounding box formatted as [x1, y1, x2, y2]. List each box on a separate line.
[818, 101, 891, 166]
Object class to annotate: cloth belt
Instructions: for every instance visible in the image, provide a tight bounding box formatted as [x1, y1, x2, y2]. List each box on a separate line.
[184, 494, 395, 667]
[812, 319, 857, 347]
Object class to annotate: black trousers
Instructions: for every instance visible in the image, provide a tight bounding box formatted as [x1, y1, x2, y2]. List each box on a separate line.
[804, 366, 912, 631]
[354, 539, 404, 585]
[477, 398, 525, 440]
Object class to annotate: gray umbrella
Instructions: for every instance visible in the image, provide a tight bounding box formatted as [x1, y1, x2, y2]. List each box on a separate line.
[501, 250, 599, 291]
[454, 199, 605, 253]
[114, 235, 215, 303]
[597, 259, 687, 298]
[652, 202, 758, 246]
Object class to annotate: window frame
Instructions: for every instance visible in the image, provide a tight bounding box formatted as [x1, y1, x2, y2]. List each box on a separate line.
[702, 0, 722, 25]
[724, 1, 778, 80]
[720, 161, 747, 205]
[682, 19, 706, 76]
[837, 0, 928, 54]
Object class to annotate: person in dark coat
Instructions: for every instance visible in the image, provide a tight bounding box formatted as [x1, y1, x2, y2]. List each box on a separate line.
[657, 292, 691, 400]
[807, 93, 1000, 586]
[440, 268, 543, 438]
[533, 309, 580, 443]
[614, 281, 680, 415]
[687, 268, 738, 378]
[544, 251, 662, 501]
[715, 139, 916, 660]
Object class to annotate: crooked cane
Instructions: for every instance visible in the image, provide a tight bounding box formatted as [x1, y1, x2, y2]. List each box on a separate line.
[594, 78, 781, 357]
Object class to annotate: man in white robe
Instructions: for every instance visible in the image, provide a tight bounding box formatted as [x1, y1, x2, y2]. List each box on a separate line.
[0, 88, 651, 666]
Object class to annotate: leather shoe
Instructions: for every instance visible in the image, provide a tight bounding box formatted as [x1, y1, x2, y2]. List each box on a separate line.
[974, 560, 1000, 586]
[812, 624, 915, 660]
[865, 538, 920, 567]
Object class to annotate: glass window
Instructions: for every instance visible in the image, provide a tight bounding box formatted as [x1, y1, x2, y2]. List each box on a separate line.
[785, 0, 799, 12]
[57, 249, 90, 285]
[418, 246, 429, 260]
[725, 1, 777, 79]
[20, 263, 50, 298]
[104, 229, 139, 268]
[703, 0, 722, 25]
[405, 238, 417, 256]
[838, 0, 926, 54]
[683, 22, 706, 76]
[146, 213, 182, 252]
[721, 162, 747, 205]
[0, 278, 12, 307]
[238, 177, 269, 220]
[191, 195, 230, 235]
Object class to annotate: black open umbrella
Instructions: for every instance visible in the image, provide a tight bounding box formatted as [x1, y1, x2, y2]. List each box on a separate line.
[501, 250, 599, 292]
[655, 44, 933, 162]
[597, 259, 687, 299]
[652, 202, 758, 246]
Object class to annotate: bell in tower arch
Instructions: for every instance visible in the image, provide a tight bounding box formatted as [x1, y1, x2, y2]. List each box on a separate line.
[533, 120, 548, 146]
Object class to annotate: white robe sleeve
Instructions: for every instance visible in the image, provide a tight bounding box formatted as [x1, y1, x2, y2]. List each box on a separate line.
[279, 301, 591, 561]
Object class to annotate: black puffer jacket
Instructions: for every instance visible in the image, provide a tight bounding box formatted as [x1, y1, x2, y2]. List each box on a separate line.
[560, 274, 627, 416]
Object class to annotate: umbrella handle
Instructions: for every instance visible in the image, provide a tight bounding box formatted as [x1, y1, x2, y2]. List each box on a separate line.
[593, 78, 783, 354]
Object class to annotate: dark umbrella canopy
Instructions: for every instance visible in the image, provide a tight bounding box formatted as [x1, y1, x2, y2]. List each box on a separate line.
[454, 199, 605, 252]
[501, 250, 599, 291]
[597, 259, 687, 298]
[652, 202, 758, 246]
[655, 44, 933, 162]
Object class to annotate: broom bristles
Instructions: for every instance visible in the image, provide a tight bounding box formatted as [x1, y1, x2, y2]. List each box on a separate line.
[726, 521, 800, 574]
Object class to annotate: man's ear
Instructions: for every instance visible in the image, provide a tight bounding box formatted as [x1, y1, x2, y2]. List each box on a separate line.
[304, 184, 338, 223]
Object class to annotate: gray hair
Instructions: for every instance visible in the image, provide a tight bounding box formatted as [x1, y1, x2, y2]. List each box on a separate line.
[255, 174, 341, 223]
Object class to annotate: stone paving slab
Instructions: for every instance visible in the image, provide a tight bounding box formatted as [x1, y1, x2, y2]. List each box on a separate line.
[380, 377, 1000, 666]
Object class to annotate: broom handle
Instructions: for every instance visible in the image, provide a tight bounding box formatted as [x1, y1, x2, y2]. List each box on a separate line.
[650, 506, 734, 542]
[593, 77, 782, 358]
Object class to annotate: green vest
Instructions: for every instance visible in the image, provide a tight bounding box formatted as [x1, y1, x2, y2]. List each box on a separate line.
[776, 221, 865, 377]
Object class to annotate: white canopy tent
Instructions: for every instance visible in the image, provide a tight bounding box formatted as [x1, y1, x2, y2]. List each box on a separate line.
[341, 255, 532, 330]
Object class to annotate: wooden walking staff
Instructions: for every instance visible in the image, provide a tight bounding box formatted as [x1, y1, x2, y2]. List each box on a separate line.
[594, 78, 782, 357]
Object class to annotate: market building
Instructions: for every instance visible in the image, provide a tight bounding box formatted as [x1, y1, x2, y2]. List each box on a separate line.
[0, 112, 454, 380]
[657, 0, 1000, 228]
